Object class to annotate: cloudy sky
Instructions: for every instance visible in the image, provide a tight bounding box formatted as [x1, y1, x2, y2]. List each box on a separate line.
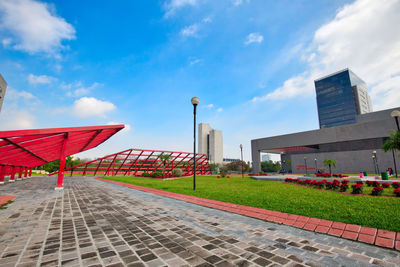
[0, 0, 399, 162]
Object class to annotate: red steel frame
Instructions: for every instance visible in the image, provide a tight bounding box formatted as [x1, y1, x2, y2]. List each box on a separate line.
[50, 148, 212, 177]
[0, 125, 124, 187]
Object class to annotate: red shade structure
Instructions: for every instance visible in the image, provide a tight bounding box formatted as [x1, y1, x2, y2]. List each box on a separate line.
[50, 148, 211, 177]
[0, 125, 124, 188]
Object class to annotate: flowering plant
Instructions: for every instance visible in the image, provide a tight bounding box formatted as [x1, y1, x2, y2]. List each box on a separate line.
[394, 188, 400, 197]
[372, 181, 380, 187]
[341, 180, 349, 185]
[340, 183, 349, 192]
[371, 186, 384, 196]
[356, 181, 363, 185]
[392, 182, 400, 189]
[366, 180, 373, 187]
[381, 182, 390, 188]
[351, 184, 364, 194]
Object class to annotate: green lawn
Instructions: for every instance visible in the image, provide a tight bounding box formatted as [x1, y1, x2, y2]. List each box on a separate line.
[101, 175, 400, 232]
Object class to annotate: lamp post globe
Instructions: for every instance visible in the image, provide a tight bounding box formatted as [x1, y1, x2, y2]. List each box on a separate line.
[191, 96, 200, 190]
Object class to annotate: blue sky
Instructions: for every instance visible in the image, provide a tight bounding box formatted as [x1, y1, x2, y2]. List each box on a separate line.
[0, 0, 399, 162]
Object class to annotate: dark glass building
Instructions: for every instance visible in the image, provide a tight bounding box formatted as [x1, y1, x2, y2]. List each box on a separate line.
[314, 69, 372, 128]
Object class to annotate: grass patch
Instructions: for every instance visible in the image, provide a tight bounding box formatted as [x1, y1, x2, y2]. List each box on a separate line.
[101, 175, 400, 232]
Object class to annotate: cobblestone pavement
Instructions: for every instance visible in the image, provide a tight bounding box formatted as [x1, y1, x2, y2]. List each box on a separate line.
[0, 177, 399, 267]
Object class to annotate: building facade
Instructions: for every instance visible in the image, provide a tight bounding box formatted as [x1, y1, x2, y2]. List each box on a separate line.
[315, 69, 372, 128]
[251, 107, 400, 174]
[0, 74, 7, 113]
[198, 123, 223, 164]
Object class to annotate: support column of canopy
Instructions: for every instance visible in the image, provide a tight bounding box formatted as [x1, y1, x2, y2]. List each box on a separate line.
[28, 167, 32, 178]
[0, 165, 4, 184]
[18, 167, 23, 180]
[9, 166, 16, 182]
[56, 133, 69, 190]
[24, 167, 28, 178]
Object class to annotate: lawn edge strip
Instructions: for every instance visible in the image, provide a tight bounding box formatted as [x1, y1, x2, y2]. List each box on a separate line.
[97, 177, 399, 251]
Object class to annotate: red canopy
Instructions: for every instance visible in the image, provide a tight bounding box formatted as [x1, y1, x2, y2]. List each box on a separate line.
[0, 125, 124, 168]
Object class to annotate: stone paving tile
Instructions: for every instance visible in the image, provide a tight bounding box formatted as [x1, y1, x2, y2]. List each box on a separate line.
[0, 176, 399, 267]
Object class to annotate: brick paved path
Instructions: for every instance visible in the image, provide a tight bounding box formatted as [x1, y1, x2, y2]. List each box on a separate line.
[0, 177, 399, 267]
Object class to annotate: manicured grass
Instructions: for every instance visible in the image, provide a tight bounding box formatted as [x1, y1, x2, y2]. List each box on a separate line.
[101, 175, 400, 232]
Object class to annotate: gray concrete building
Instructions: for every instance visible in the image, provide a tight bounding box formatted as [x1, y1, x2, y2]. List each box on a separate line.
[198, 123, 223, 164]
[251, 107, 400, 174]
[0, 74, 7, 113]
[315, 69, 373, 128]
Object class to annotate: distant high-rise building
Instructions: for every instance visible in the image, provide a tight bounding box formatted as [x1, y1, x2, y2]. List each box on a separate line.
[198, 123, 223, 164]
[315, 69, 372, 128]
[0, 74, 7, 113]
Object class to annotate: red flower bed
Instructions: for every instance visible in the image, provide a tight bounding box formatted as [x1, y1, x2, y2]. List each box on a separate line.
[381, 182, 390, 188]
[394, 188, 400, 197]
[371, 186, 384, 196]
[351, 184, 364, 194]
[392, 182, 400, 189]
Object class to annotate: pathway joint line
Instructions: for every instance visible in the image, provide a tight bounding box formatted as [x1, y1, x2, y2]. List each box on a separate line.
[96, 177, 400, 251]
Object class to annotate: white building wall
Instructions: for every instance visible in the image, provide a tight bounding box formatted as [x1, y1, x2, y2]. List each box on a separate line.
[198, 123, 211, 155]
[209, 130, 223, 164]
[0, 74, 7, 113]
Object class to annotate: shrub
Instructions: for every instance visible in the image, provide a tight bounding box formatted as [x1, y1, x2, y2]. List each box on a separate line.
[356, 181, 363, 185]
[366, 180, 373, 187]
[152, 172, 163, 178]
[325, 181, 334, 190]
[340, 183, 349, 192]
[217, 175, 220, 178]
[392, 182, 400, 189]
[371, 186, 384, 196]
[394, 188, 400, 197]
[372, 181, 380, 187]
[220, 170, 226, 178]
[172, 168, 183, 177]
[142, 172, 151, 177]
[341, 179, 349, 185]
[382, 182, 390, 188]
[332, 180, 340, 189]
[351, 184, 364, 194]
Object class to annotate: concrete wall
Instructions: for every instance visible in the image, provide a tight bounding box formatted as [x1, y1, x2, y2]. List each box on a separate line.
[251, 107, 400, 173]
[210, 130, 223, 164]
[0, 74, 7, 113]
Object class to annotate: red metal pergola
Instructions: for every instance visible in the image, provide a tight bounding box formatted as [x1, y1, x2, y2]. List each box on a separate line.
[0, 125, 124, 188]
[50, 148, 211, 177]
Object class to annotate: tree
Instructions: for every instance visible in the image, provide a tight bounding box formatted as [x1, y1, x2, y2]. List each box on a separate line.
[224, 161, 251, 172]
[209, 163, 220, 172]
[261, 160, 281, 172]
[382, 131, 400, 177]
[323, 159, 337, 174]
[158, 153, 172, 174]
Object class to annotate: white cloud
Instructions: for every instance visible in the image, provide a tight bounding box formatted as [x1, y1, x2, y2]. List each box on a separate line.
[217, 107, 223, 112]
[107, 121, 132, 133]
[63, 82, 101, 97]
[233, 0, 250, 6]
[0, 110, 35, 130]
[0, 0, 76, 55]
[202, 104, 214, 109]
[28, 74, 56, 85]
[189, 58, 203, 65]
[254, 0, 400, 110]
[202, 16, 212, 23]
[164, 0, 198, 17]
[73, 97, 116, 118]
[180, 24, 199, 37]
[245, 32, 263, 45]
[6, 88, 35, 100]
[2, 38, 12, 47]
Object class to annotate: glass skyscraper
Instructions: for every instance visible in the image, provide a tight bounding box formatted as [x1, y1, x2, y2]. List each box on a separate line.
[314, 69, 372, 128]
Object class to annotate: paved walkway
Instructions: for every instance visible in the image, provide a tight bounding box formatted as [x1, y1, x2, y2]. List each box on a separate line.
[0, 177, 398, 267]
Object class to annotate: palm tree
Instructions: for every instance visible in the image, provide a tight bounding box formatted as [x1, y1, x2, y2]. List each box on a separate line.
[158, 153, 172, 175]
[323, 159, 337, 175]
[382, 131, 400, 177]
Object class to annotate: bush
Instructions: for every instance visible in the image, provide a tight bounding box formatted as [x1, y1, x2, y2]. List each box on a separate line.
[152, 172, 163, 178]
[351, 184, 364, 194]
[382, 182, 390, 188]
[366, 180, 373, 187]
[172, 168, 183, 177]
[340, 183, 349, 192]
[372, 181, 380, 187]
[371, 186, 384, 196]
[394, 188, 400, 197]
[392, 182, 400, 189]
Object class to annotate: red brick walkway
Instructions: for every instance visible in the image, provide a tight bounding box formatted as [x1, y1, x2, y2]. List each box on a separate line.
[0, 195, 16, 207]
[97, 178, 400, 251]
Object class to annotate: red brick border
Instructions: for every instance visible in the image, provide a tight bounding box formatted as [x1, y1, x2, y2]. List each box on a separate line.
[97, 178, 399, 250]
